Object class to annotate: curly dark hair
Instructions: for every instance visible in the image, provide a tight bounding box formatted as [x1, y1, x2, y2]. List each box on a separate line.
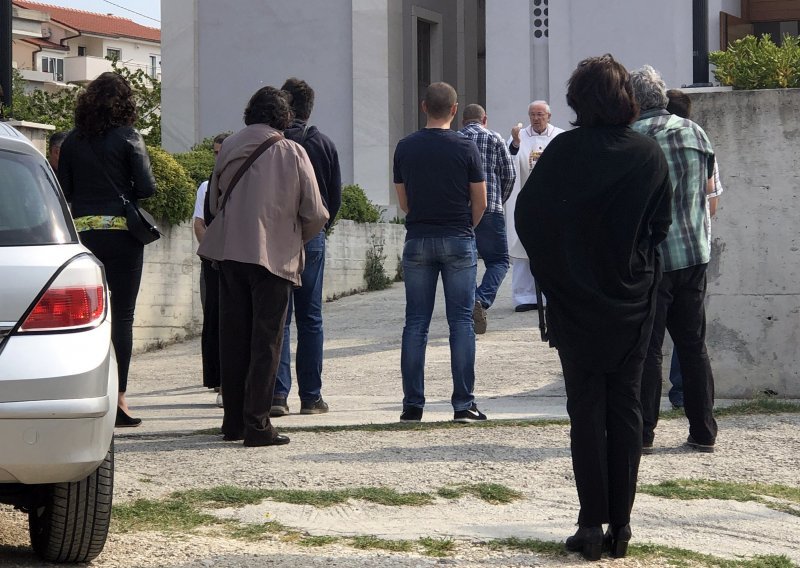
[280, 77, 315, 121]
[567, 54, 639, 128]
[243, 86, 293, 129]
[74, 72, 137, 136]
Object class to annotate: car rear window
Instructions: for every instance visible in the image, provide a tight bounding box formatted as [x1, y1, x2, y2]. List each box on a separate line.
[0, 150, 77, 246]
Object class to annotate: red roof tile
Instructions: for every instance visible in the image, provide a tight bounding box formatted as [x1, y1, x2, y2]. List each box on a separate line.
[21, 37, 70, 51]
[13, 1, 160, 43]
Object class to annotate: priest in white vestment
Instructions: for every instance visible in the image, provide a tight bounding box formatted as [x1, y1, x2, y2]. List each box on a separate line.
[505, 100, 564, 311]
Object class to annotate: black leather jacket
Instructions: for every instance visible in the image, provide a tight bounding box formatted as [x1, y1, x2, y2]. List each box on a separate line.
[58, 126, 156, 218]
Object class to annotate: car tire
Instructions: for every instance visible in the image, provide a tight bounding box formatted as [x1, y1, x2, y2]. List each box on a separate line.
[28, 441, 114, 563]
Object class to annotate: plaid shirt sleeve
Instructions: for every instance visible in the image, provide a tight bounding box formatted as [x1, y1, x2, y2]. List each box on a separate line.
[496, 136, 516, 203]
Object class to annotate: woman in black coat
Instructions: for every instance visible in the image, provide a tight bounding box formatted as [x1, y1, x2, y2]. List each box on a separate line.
[58, 72, 156, 428]
[515, 55, 673, 560]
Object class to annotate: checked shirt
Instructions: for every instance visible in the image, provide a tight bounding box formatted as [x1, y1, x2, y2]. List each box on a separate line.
[459, 122, 516, 215]
[632, 109, 714, 272]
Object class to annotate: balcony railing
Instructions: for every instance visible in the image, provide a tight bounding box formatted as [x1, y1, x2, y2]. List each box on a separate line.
[63, 56, 161, 84]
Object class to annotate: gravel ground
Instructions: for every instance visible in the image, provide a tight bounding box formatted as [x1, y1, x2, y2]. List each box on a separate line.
[1, 279, 798, 567]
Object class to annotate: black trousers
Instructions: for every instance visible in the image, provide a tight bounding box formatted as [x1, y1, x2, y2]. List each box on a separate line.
[560, 354, 644, 528]
[641, 264, 718, 446]
[218, 260, 291, 442]
[80, 230, 143, 394]
[200, 260, 221, 389]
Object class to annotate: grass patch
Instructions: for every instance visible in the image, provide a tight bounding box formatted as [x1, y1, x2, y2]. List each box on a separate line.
[227, 520, 292, 541]
[487, 536, 567, 556]
[298, 535, 339, 547]
[661, 399, 800, 421]
[178, 485, 434, 509]
[351, 535, 413, 552]
[112, 497, 217, 533]
[639, 479, 800, 517]
[419, 536, 455, 557]
[436, 483, 523, 504]
[629, 543, 795, 568]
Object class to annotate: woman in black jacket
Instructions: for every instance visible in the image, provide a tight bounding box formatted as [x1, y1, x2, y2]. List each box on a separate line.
[58, 72, 156, 428]
[515, 55, 672, 560]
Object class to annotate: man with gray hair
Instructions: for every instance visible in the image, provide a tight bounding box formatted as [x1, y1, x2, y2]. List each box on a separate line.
[506, 100, 563, 312]
[630, 65, 718, 454]
[459, 104, 515, 333]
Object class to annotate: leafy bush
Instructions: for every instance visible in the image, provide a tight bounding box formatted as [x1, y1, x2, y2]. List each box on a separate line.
[173, 150, 215, 188]
[338, 185, 384, 223]
[143, 146, 196, 225]
[710, 34, 800, 89]
[364, 236, 392, 291]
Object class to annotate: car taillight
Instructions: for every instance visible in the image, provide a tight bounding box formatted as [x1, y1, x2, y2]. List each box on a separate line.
[19, 255, 107, 332]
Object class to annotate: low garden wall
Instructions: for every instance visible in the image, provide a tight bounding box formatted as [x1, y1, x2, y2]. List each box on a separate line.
[689, 88, 800, 397]
[133, 220, 406, 352]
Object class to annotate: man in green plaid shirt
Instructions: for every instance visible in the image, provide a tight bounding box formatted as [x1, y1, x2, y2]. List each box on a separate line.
[631, 65, 718, 454]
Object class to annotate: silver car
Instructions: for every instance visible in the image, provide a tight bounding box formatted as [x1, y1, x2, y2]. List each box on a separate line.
[0, 122, 115, 563]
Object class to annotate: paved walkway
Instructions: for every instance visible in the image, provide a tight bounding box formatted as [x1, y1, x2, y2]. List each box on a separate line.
[125, 276, 678, 433]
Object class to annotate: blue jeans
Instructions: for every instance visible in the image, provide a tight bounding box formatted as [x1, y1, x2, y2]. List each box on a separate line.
[474, 212, 509, 309]
[668, 349, 684, 407]
[275, 231, 325, 401]
[401, 236, 478, 411]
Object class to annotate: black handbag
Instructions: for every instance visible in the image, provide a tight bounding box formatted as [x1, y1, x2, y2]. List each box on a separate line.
[89, 141, 161, 245]
[123, 199, 161, 245]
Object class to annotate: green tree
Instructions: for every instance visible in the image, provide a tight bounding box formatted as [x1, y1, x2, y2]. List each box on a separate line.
[2, 61, 161, 145]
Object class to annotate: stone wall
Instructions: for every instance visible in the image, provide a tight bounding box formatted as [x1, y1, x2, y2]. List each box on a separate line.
[689, 89, 800, 397]
[133, 220, 406, 352]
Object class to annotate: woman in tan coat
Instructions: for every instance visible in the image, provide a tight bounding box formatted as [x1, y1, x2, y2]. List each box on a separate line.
[198, 86, 328, 447]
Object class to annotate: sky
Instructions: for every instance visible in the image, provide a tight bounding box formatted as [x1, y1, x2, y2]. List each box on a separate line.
[35, 0, 161, 28]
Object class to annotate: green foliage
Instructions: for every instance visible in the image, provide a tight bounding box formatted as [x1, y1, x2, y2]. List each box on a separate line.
[338, 184, 384, 223]
[111, 60, 162, 145]
[710, 34, 800, 89]
[394, 254, 404, 282]
[4, 70, 79, 130]
[1, 63, 161, 145]
[173, 149, 215, 188]
[364, 235, 393, 291]
[144, 146, 196, 225]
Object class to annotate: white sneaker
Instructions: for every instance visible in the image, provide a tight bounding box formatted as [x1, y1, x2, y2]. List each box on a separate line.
[216, 393, 223, 408]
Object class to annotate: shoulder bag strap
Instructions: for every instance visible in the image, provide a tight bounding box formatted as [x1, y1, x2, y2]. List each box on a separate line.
[218, 134, 283, 212]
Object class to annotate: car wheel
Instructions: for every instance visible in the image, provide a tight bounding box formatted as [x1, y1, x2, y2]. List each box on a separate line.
[28, 441, 114, 563]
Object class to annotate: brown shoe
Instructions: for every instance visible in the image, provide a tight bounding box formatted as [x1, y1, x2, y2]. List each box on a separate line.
[473, 300, 487, 334]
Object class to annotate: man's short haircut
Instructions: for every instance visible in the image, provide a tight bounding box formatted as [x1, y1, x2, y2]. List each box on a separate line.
[666, 89, 692, 119]
[49, 131, 67, 149]
[529, 100, 551, 114]
[462, 103, 486, 124]
[243, 86, 293, 129]
[424, 82, 457, 120]
[213, 132, 231, 145]
[567, 54, 639, 127]
[280, 77, 314, 121]
[630, 64, 669, 111]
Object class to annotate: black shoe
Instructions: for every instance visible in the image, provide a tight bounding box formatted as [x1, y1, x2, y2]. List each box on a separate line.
[222, 432, 243, 442]
[243, 433, 290, 447]
[642, 441, 654, 455]
[472, 300, 487, 334]
[400, 406, 423, 422]
[565, 526, 603, 561]
[270, 397, 289, 417]
[115, 407, 142, 428]
[686, 435, 715, 453]
[514, 303, 537, 312]
[300, 397, 329, 415]
[453, 404, 487, 423]
[603, 524, 631, 558]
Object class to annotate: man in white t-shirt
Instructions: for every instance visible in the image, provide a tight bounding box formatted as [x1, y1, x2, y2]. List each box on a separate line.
[193, 133, 229, 406]
[505, 101, 564, 311]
